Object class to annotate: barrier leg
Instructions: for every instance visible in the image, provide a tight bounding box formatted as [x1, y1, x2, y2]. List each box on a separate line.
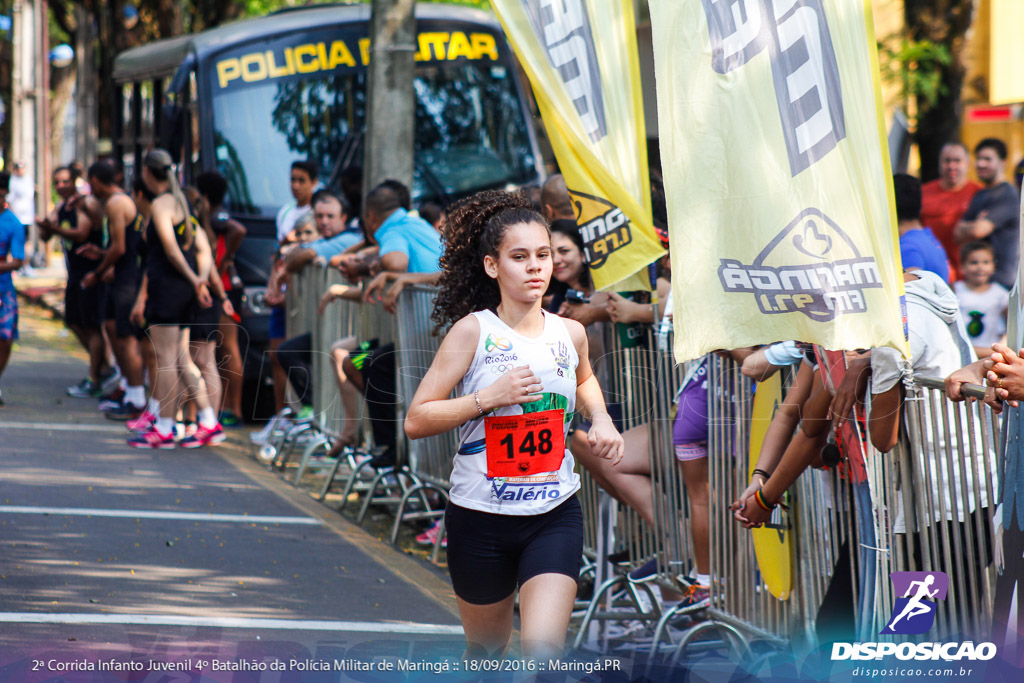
[293, 436, 331, 484]
[389, 482, 448, 545]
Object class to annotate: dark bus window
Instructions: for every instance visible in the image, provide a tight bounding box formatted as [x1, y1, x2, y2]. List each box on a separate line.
[212, 62, 535, 215]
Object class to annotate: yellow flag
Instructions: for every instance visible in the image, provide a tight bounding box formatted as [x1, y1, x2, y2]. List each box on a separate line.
[490, 0, 666, 290]
[650, 0, 907, 360]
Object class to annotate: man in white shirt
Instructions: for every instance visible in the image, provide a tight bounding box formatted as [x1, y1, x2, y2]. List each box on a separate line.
[8, 162, 35, 231]
[275, 160, 317, 243]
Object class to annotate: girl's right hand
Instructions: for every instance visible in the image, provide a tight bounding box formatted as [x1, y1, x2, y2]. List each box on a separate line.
[480, 365, 543, 410]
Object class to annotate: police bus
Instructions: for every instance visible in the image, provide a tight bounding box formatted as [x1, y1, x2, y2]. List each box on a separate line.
[112, 3, 543, 414]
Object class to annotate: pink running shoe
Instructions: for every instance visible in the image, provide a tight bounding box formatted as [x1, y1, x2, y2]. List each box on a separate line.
[179, 423, 226, 448]
[415, 519, 447, 548]
[126, 410, 157, 432]
[128, 426, 175, 449]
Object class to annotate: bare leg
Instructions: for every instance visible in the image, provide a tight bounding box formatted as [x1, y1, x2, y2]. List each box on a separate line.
[572, 425, 655, 527]
[570, 429, 624, 501]
[341, 355, 365, 393]
[456, 593, 515, 659]
[175, 327, 212, 413]
[148, 325, 184, 420]
[105, 320, 145, 389]
[217, 314, 244, 417]
[0, 339, 12, 381]
[678, 455, 710, 575]
[329, 337, 359, 450]
[269, 337, 287, 412]
[190, 339, 222, 413]
[518, 573, 577, 659]
[140, 336, 157, 391]
[86, 329, 108, 382]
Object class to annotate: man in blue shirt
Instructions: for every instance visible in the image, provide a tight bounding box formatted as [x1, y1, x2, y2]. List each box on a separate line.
[0, 172, 27, 405]
[894, 173, 950, 282]
[329, 181, 443, 466]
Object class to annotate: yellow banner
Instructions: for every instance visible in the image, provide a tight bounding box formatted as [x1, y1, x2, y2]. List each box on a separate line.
[649, 0, 908, 360]
[490, 0, 665, 290]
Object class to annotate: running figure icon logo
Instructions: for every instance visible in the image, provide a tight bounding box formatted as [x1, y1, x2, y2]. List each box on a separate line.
[880, 571, 949, 635]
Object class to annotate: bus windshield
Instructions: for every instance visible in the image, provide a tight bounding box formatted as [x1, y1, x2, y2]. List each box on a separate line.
[212, 61, 537, 215]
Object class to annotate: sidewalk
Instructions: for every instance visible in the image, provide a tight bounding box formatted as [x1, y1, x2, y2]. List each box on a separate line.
[13, 247, 67, 318]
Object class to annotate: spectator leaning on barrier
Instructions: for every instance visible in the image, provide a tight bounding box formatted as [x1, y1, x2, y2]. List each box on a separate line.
[955, 138, 1020, 290]
[894, 173, 950, 282]
[335, 181, 443, 468]
[921, 142, 981, 280]
[0, 171, 26, 405]
[275, 191, 358, 417]
[868, 270, 995, 600]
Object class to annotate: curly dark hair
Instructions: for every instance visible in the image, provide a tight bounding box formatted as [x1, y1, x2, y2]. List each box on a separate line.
[432, 190, 547, 330]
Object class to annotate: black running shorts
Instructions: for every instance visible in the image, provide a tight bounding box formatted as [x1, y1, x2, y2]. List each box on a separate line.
[444, 496, 582, 605]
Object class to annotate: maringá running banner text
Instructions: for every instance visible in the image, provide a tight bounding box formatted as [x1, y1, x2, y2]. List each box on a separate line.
[649, 0, 907, 360]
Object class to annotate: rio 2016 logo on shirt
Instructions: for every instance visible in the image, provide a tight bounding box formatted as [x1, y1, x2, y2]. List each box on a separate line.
[484, 334, 513, 353]
[700, 0, 846, 177]
[718, 208, 883, 321]
[881, 571, 949, 635]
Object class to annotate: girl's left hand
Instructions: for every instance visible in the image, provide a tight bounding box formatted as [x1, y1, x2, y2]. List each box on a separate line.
[587, 417, 624, 466]
[196, 282, 214, 308]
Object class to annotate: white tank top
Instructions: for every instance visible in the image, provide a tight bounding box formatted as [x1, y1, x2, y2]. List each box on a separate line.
[451, 309, 581, 515]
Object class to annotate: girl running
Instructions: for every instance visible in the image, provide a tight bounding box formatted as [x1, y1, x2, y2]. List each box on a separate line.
[405, 191, 623, 659]
[129, 149, 223, 449]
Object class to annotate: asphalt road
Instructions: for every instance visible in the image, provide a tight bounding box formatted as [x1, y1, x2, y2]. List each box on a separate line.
[0, 301, 468, 681]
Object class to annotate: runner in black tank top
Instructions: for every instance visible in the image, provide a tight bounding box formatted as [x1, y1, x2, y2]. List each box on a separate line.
[145, 211, 200, 326]
[83, 162, 148, 421]
[37, 166, 111, 397]
[128, 148, 223, 449]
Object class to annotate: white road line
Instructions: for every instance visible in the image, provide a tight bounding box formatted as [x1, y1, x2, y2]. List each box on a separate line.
[0, 421, 125, 433]
[0, 506, 322, 525]
[0, 613, 463, 634]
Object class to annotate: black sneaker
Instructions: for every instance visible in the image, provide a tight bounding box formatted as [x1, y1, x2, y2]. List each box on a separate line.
[104, 401, 145, 421]
[67, 378, 102, 398]
[627, 558, 659, 583]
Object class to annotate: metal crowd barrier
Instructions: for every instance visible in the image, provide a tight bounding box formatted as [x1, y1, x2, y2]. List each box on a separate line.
[692, 355, 1001, 664]
[879, 376, 1000, 640]
[268, 266, 451, 554]
[573, 320, 705, 654]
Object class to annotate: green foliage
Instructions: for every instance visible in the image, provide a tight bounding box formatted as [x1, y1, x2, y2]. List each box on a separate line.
[877, 35, 952, 111]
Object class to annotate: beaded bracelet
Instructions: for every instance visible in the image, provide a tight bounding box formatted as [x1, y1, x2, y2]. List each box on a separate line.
[473, 390, 484, 415]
